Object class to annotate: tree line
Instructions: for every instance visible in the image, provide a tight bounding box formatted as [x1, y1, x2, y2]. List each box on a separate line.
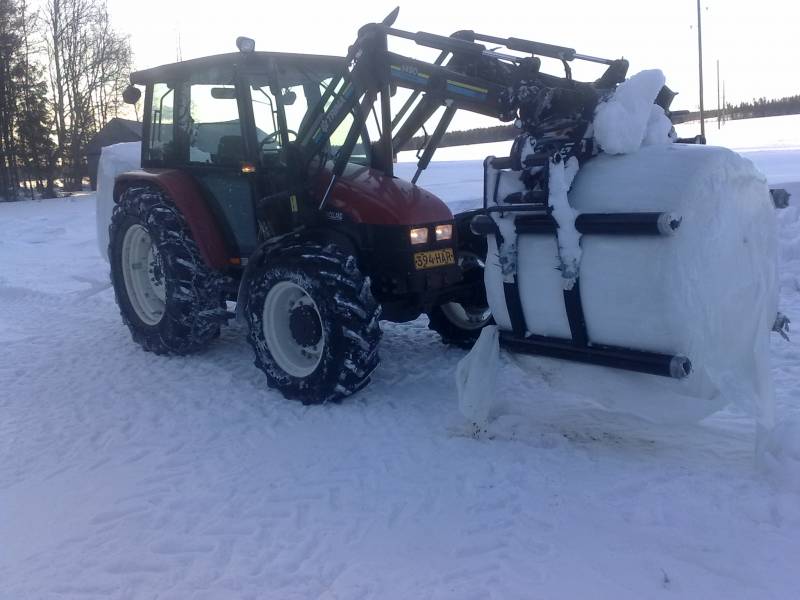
[722, 94, 800, 121]
[0, 0, 130, 201]
[402, 93, 800, 152]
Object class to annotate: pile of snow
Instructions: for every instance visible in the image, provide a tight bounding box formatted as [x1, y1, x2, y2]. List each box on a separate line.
[485, 144, 779, 425]
[96, 142, 141, 260]
[548, 156, 582, 286]
[593, 69, 674, 154]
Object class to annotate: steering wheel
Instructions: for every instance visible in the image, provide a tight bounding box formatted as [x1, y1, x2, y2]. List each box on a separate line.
[258, 129, 298, 152]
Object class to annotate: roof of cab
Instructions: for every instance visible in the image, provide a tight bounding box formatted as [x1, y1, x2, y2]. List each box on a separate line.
[129, 51, 347, 85]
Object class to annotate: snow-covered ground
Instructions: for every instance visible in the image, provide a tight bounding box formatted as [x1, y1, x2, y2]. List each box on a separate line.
[1, 116, 799, 598]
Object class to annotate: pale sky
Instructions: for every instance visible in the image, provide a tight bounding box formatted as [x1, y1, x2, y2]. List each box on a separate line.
[104, 0, 799, 130]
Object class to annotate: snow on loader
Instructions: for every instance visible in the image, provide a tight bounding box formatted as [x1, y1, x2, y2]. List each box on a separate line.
[102, 8, 788, 408]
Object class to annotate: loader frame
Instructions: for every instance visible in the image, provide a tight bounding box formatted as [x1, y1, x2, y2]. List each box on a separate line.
[288, 9, 694, 379]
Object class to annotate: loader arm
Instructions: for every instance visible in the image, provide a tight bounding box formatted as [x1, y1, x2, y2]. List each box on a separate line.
[295, 12, 631, 202]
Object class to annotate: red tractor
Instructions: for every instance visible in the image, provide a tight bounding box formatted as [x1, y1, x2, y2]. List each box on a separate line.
[110, 10, 656, 403]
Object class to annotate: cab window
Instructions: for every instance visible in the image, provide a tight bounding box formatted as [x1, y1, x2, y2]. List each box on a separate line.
[188, 84, 243, 165]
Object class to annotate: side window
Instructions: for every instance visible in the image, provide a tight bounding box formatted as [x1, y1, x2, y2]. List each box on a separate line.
[147, 83, 175, 162]
[188, 84, 243, 165]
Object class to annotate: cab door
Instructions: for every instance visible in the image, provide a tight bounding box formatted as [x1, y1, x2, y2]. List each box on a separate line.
[181, 81, 259, 260]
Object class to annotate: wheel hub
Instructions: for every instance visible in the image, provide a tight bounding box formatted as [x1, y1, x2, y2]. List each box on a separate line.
[261, 281, 325, 378]
[289, 304, 323, 347]
[121, 224, 166, 326]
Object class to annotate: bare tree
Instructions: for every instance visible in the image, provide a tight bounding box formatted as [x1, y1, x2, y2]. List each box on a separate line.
[44, 0, 131, 191]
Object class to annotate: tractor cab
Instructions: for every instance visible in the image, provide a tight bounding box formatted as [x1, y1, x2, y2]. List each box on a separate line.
[129, 52, 362, 255]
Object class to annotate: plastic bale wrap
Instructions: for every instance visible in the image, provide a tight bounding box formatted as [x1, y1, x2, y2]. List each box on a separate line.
[96, 142, 141, 261]
[485, 144, 779, 424]
[456, 325, 500, 428]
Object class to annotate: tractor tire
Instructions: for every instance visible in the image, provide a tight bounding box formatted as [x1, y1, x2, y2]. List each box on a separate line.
[244, 241, 381, 404]
[428, 250, 493, 348]
[109, 185, 227, 355]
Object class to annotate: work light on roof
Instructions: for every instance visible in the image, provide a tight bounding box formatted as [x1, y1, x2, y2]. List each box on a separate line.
[236, 36, 255, 53]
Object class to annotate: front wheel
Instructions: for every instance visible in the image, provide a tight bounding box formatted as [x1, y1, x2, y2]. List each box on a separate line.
[245, 242, 382, 404]
[428, 251, 493, 348]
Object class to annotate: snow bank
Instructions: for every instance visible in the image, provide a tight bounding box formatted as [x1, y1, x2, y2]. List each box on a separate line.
[96, 142, 141, 260]
[593, 69, 667, 154]
[486, 144, 779, 424]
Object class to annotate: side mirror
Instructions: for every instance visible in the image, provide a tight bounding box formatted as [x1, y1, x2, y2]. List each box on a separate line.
[122, 85, 141, 105]
[281, 90, 297, 106]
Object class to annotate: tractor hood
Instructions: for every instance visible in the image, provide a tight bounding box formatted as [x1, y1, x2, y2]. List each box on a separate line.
[324, 164, 453, 226]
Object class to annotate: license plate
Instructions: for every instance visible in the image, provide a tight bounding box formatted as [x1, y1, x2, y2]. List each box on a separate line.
[414, 248, 455, 270]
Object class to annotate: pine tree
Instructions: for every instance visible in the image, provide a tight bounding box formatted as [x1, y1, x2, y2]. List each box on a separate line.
[15, 0, 56, 198]
[0, 0, 22, 200]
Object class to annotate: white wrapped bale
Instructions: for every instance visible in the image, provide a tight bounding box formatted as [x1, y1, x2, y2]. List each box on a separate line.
[96, 142, 141, 261]
[485, 144, 779, 423]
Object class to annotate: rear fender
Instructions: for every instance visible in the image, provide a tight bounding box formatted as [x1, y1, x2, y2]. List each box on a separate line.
[114, 169, 229, 270]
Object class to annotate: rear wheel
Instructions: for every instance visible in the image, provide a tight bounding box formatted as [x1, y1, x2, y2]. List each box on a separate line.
[245, 242, 381, 404]
[428, 250, 493, 348]
[109, 186, 227, 354]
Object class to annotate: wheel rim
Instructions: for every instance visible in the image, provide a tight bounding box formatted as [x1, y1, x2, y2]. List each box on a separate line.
[441, 302, 492, 330]
[262, 281, 325, 377]
[121, 224, 166, 326]
[441, 252, 491, 330]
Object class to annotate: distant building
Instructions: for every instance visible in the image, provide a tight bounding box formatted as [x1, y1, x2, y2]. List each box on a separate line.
[86, 118, 142, 189]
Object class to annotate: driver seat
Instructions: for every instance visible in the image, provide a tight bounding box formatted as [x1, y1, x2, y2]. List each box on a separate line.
[217, 135, 244, 165]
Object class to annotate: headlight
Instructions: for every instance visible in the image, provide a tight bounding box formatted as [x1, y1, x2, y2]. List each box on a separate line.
[435, 224, 453, 241]
[409, 227, 429, 245]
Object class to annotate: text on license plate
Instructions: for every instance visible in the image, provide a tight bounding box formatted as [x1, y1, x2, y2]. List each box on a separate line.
[414, 248, 455, 270]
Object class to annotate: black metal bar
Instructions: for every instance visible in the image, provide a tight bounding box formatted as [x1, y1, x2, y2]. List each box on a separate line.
[504, 280, 527, 337]
[563, 280, 588, 346]
[500, 332, 692, 379]
[515, 212, 681, 236]
[384, 26, 487, 56]
[380, 86, 394, 177]
[482, 156, 491, 209]
[488, 155, 513, 170]
[412, 103, 456, 183]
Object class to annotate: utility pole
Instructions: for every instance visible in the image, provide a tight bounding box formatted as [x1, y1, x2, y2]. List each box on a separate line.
[722, 80, 726, 123]
[697, 0, 706, 138]
[716, 59, 721, 129]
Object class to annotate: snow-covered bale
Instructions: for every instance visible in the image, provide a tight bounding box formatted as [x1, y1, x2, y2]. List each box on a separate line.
[593, 69, 669, 154]
[486, 143, 779, 424]
[96, 142, 141, 261]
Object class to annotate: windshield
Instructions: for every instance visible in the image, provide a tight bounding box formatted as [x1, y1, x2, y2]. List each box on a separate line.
[250, 69, 370, 167]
